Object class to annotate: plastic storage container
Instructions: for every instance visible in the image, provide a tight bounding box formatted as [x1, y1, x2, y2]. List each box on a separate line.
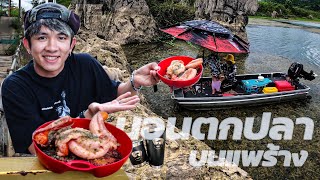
[274, 80, 295, 92]
[241, 78, 272, 93]
[263, 87, 278, 94]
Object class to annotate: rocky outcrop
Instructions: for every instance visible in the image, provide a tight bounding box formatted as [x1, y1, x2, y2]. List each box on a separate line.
[271, 11, 278, 18]
[194, 0, 258, 32]
[74, 29, 130, 81]
[76, 30, 128, 68]
[70, 0, 157, 45]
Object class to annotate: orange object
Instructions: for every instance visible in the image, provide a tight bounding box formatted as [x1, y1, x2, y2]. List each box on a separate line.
[100, 111, 108, 120]
[32, 116, 73, 147]
[185, 58, 203, 69]
[34, 131, 49, 145]
[178, 68, 197, 80]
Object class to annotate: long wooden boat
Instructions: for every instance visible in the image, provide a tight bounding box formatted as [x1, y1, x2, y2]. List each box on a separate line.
[172, 72, 313, 110]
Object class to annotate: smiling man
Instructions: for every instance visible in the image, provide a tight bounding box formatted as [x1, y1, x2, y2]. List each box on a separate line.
[1, 3, 160, 154]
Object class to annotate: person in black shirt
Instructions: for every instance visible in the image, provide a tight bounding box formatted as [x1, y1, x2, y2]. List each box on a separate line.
[1, 3, 160, 154]
[220, 54, 237, 88]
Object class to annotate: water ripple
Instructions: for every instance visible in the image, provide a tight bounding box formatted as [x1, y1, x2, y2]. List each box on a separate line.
[247, 25, 320, 68]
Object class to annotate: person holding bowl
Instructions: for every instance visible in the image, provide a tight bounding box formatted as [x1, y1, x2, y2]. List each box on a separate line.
[1, 3, 160, 154]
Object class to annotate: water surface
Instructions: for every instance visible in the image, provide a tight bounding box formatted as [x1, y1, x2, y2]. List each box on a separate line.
[247, 25, 320, 67]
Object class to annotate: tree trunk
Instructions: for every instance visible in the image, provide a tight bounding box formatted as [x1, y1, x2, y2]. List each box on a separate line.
[8, 0, 11, 17]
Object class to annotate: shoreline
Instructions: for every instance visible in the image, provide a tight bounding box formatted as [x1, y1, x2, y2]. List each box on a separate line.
[248, 18, 320, 34]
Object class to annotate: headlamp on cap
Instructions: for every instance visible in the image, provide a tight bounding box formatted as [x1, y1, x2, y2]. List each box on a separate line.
[24, 3, 80, 34]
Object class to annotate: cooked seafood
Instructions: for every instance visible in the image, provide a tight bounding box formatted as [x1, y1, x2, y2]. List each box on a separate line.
[33, 116, 73, 147]
[89, 112, 116, 143]
[68, 112, 118, 159]
[166, 60, 185, 78]
[34, 111, 119, 160]
[177, 68, 197, 80]
[185, 58, 203, 69]
[165, 58, 202, 81]
[68, 137, 115, 159]
[55, 127, 94, 156]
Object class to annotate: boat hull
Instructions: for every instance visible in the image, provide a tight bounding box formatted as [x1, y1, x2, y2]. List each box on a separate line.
[172, 73, 311, 110]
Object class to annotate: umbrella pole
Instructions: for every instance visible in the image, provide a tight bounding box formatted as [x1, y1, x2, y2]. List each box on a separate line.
[213, 33, 218, 51]
[202, 49, 205, 59]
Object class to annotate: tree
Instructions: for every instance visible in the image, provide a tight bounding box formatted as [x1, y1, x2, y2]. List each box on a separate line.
[284, 0, 292, 9]
[268, 0, 320, 11]
[57, 0, 72, 7]
[31, 0, 40, 7]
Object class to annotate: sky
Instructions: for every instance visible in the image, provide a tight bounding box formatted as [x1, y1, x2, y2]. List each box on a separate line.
[12, 0, 33, 11]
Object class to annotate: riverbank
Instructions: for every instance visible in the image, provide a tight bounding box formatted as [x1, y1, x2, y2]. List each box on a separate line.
[248, 17, 320, 34]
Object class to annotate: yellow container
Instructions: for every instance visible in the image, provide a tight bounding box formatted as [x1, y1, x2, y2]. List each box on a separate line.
[263, 87, 278, 94]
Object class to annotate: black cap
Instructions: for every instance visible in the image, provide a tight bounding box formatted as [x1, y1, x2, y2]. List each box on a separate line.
[24, 3, 80, 34]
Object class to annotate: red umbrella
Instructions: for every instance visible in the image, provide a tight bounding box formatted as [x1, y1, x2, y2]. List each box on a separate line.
[160, 20, 249, 54]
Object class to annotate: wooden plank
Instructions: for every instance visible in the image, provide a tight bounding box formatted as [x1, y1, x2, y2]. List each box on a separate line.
[0, 157, 129, 179]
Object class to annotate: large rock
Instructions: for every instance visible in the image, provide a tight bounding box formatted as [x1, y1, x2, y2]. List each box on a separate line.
[194, 0, 258, 33]
[271, 11, 278, 18]
[70, 0, 157, 45]
[74, 29, 130, 82]
[75, 29, 128, 68]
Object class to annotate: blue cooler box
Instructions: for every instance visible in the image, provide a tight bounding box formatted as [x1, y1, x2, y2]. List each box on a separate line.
[241, 78, 272, 93]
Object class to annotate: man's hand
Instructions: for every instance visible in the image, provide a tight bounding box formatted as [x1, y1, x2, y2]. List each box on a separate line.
[86, 92, 140, 118]
[117, 62, 160, 97]
[133, 62, 160, 88]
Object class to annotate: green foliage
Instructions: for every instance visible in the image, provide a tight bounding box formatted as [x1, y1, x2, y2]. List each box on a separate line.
[4, 34, 20, 55]
[5, 43, 18, 55]
[56, 0, 72, 7]
[0, 9, 6, 16]
[30, 0, 70, 8]
[10, 17, 22, 31]
[291, 6, 320, 19]
[10, 8, 19, 17]
[31, 0, 41, 7]
[256, 1, 288, 16]
[146, 0, 195, 27]
[284, 0, 293, 8]
[264, 0, 320, 11]
[256, 1, 320, 19]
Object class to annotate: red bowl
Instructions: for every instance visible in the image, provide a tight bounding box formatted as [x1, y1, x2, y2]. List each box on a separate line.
[157, 56, 203, 88]
[33, 118, 132, 178]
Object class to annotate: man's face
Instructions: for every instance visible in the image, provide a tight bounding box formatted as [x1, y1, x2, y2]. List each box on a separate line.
[23, 26, 76, 78]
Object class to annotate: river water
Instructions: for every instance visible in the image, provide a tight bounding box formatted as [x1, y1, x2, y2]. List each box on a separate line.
[247, 25, 320, 67]
[123, 20, 320, 179]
